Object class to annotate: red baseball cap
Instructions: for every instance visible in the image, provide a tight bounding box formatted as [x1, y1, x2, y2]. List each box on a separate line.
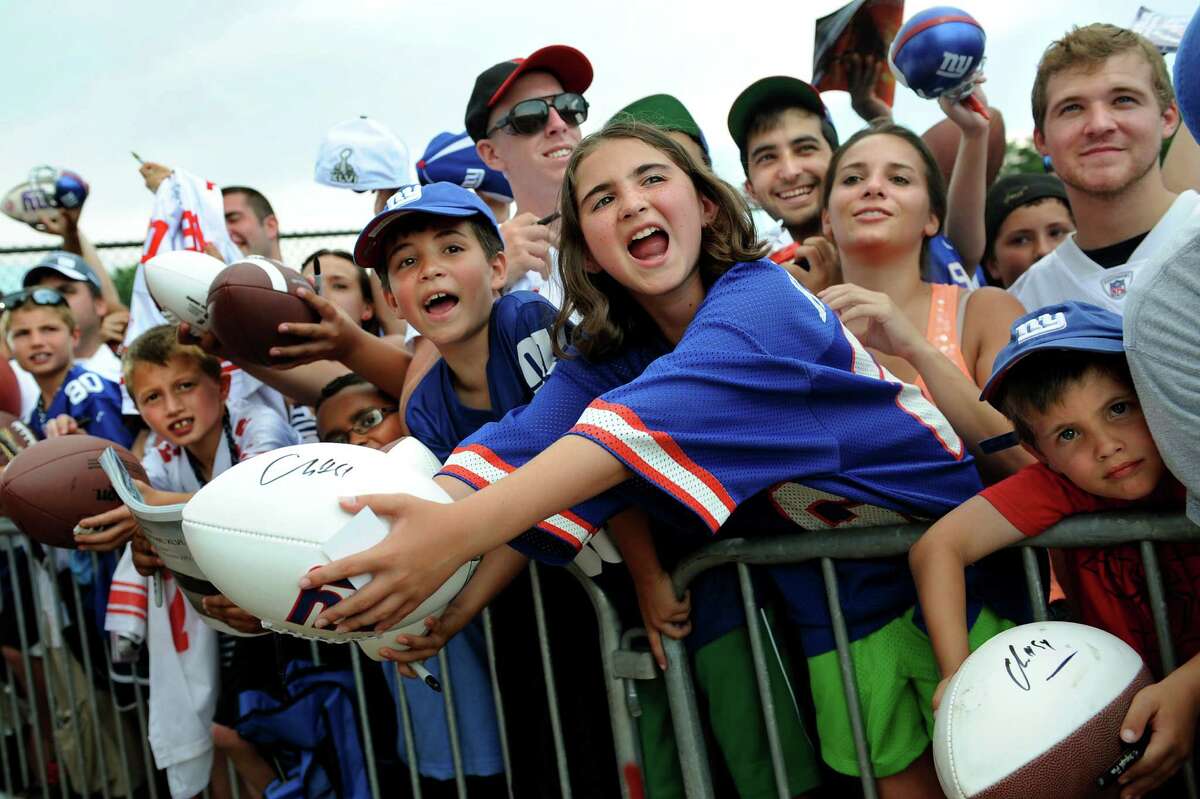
[464, 45, 593, 141]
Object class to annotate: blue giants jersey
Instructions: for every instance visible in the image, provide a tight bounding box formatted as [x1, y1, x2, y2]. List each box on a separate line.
[441, 260, 991, 651]
[28, 363, 132, 447]
[406, 292, 559, 461]
[926, 233, 986, 289]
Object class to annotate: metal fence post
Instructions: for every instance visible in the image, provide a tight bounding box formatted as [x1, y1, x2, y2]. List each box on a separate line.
[67, 568, 113, 799]
[393, 665, 423, 799]
[527, 561, 572, 798]
[90, 554, 136, 799]
[820, 557, 879, 799]
[348, 645, 382, 799]
[567, 565, 649, 799]
[435, 648, 468, 799]
[481, 607, 515, 799]
[5, 543, 50, 798]
[736, 564, 789, 799]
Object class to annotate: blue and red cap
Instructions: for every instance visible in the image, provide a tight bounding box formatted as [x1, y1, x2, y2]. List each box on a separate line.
[353, 182, 501, 272]
[464, 45, 593, 142]
[980, 301, 1125, 405]
[417, 132, 513, 201]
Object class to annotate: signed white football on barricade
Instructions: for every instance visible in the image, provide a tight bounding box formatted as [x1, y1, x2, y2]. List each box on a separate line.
[933, 621, 1152, 799]
[181, 439, 477, 660]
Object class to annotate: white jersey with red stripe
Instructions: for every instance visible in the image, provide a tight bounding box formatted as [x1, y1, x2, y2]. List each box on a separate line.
[113, 395, 294, 798]
[443, 259, 979, 561]
[142, 396, 300, 492]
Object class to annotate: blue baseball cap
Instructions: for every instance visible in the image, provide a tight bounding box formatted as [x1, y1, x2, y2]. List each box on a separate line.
[980, 301, 1125, 405]
[416, 132, 513, 201]
[353, 182, 501, 272]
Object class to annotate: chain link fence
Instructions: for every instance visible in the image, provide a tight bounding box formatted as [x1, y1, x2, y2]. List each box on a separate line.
[0, 231, 360, 297]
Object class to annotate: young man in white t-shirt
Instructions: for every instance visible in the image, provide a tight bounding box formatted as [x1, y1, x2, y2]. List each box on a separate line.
[1010, 23, 1197, 314]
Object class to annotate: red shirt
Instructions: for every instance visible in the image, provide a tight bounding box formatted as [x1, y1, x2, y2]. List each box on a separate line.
[981, 462, 1199, 677]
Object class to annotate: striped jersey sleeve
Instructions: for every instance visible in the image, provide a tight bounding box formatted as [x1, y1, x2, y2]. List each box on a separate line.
[566, 261, 981, 533]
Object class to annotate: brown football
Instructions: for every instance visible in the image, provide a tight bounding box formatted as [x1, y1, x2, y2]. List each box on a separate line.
[207, 256, 320, 366]
[0, 435, 147, 548]
[921, 107, 1007, 189]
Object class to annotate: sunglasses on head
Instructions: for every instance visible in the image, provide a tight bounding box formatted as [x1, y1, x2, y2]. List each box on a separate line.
[0, 287, 66, 313]
[322, 406, 398, 445]
[487, 92, 589, 137]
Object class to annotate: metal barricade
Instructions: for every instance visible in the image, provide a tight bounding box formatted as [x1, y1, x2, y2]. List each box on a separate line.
[636, 511, 1199, 799]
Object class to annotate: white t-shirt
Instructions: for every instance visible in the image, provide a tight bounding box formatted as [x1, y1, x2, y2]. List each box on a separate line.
[1009, 190, 1200, 315]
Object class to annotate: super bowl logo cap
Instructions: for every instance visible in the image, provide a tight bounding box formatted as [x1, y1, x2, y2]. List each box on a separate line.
[979, 301, 1125, 404]
[315, 116, 411, 191]
[352, 182, 501, 272]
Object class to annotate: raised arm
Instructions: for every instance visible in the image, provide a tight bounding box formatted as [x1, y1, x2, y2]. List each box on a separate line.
[940, 85, 991, 269]
[303, 433, 631, 633]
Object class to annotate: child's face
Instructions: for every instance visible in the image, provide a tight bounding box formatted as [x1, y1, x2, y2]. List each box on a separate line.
[1034, 51, 1176, 199]
[7, 307, 77, 377]
[573, 137, 716, 312]
[382, 221, 505, 347]
[822, 134, 939, 258]
[743, 108, 833, 232]
[316, 383, 402, 449]
[302, 254, 374, 328]
[987, 199, 1075, 287]
[1024, 369, 1165, 501]
[131, 355, 227, 449]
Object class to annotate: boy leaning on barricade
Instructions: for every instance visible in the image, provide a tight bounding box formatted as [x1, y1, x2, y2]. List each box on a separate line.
[910, 302, 1200, 799]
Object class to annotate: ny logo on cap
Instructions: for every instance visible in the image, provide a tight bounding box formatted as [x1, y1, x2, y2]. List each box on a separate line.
[387, 185, 422, 209]
[462, 168, 485, 189]
[935, 52, 975, 79]
[1015, 311, 1067, 343]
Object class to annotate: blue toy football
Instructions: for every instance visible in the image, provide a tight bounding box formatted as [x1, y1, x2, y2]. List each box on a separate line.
[1177, 6, 1200, 140]
[889, 6, 986, 102]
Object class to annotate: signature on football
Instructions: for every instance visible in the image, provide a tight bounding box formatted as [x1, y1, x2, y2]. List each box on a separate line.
[259, 454, 354, 486]
[1004, 638, 1078, 691]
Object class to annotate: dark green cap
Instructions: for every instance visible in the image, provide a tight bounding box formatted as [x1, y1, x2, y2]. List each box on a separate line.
[611, 94, 709, 156]
[727, 76, 837, 157]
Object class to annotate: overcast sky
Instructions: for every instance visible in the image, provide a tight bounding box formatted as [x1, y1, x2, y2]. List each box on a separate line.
[0, 0, 1192, 252]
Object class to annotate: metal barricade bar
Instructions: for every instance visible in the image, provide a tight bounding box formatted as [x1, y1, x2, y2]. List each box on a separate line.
[661, 511, 1198, 799]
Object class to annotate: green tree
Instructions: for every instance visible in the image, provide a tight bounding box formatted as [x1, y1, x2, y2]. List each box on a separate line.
[999, 138, 1045, 176]
[111, 263, 137, 308]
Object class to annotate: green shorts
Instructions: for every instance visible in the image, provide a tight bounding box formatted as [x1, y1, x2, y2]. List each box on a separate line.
[807, 606, 1014, 778]
[638, 610, 822, 798]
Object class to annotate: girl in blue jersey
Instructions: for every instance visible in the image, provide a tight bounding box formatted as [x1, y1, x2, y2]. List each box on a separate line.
[306, 121, 1009, 795]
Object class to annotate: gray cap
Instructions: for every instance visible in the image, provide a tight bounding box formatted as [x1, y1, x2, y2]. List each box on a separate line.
[22, 251, 102, 294]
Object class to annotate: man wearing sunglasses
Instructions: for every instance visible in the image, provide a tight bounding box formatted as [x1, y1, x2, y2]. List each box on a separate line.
[465, 45, 593, 305]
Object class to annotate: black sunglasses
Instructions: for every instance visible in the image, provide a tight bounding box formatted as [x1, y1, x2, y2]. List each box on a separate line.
[487, 92, 589, 137]
[0, 287, 67, 313]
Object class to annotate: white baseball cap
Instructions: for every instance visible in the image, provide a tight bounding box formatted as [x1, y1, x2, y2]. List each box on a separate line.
[314, 116, 410, 191]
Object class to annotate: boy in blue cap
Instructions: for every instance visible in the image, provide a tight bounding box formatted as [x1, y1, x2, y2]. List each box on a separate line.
[910, 301, 1200, 798]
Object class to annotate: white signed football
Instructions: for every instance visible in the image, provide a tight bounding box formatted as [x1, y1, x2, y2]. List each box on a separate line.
[181, 440, 475, 660]
[1, 181, 53, 227]
[144, 250, 229, 332]
[934, 621, 1152, 799]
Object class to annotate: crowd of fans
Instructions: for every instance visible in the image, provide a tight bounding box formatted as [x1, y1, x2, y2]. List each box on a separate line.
[1, 15, 1198, 799]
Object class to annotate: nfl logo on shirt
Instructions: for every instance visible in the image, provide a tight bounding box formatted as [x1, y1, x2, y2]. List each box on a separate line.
[1015, 311, 1067, 343]
[1102, 274, 1131, 300]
